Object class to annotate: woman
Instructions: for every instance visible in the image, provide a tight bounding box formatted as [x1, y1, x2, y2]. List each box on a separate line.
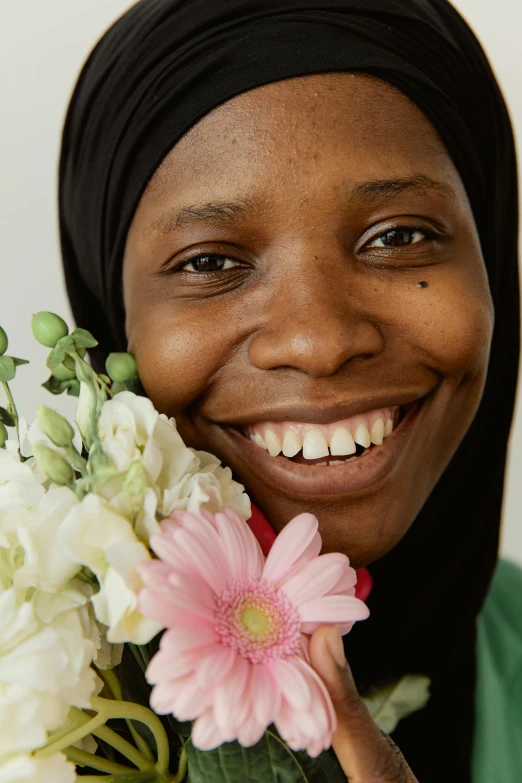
[58, 0, 522, 780]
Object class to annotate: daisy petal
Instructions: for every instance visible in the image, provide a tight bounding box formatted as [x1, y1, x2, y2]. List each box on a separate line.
[192, 709, 226, 751]
[280, 553, 348, 606]
[251, 664, 282, 726]
[298, 594, 370, 632]
[262, 513, 319, 584]
[213, 508, 264, 581]
[269, 658, 311, 710]
[195, 645, 237, 688]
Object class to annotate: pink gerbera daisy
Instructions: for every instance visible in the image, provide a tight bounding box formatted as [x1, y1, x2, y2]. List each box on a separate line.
[137, 508, 369, 756]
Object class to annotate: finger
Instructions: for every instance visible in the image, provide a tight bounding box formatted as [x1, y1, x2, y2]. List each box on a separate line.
[309, 625, 416, 781]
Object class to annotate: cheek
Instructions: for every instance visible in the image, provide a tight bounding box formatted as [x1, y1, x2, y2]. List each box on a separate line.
[126, 298, 234, 415]
[391, 272, 493, 381]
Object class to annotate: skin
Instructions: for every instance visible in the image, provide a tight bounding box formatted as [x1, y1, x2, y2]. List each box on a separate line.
[123, 73, 493, 779]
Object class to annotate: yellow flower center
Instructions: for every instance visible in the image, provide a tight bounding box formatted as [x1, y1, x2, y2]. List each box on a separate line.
[240, 606, 269, 637]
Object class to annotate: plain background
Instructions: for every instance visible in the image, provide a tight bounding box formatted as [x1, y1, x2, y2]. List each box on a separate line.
[1, 0, 521, 565]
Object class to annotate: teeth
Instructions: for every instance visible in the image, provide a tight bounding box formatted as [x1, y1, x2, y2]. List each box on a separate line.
[370, 417, 384, 446]
[384, 418, 393, 437]
[282, 430, 302, 457]
[354, 423, 371, 449]
[264, 429, 282, 457]
[302, 430, 329, 459]
[330, 427, 356, 456]
[253, 433, 267, 450]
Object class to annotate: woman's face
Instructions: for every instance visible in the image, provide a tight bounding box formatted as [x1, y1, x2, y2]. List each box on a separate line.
[123, 73, 493, 567]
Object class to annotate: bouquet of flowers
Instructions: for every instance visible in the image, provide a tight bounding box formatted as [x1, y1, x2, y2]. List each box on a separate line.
[0, 312, 426, 782]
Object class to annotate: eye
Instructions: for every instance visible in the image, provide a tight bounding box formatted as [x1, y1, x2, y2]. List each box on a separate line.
[181, 254, 239, 273]
[367, 227, 427, 249]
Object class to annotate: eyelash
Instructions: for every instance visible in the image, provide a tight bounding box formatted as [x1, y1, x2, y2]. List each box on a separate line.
[176, 225, 438, 274]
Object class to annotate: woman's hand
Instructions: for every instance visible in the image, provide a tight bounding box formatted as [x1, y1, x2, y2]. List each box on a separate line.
[310, 626, 418, 782]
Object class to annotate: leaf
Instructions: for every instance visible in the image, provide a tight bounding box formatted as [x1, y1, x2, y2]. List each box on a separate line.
[65, 379, 80, 397]
[42, 375, 67, 395]
[11, 357, 29, 367]
[361, 674, 431, 735]
[46, 343, 66, 369]
[0, 407, 15, 427]
[0, 356, 15, 382]
[71, 327, 99, 348]
[185, 730, 345, 783]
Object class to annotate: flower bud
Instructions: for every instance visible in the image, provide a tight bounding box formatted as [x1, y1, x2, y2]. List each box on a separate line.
[33, 444, 74, 485]
[123, 460, 149, 496]
[51, 363, 76, 381]
[106, 353, 138, 383]
[0, 422, 7, 447]
[37, 405, 75, 448]
[31, 312, 69, 348]
[0, 327, 8, 356]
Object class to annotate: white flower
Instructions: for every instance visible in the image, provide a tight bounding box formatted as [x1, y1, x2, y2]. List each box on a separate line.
[0, 591, 97, 733]
[60, 494, 160, 644]
[0, 450, 45, 513]
[97, 392, 198, 486]
[0, 753, 74, 783]
[12, 487, 80, 593]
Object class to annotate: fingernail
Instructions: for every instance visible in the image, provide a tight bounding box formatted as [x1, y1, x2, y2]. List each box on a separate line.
[327, 626, 346, 667]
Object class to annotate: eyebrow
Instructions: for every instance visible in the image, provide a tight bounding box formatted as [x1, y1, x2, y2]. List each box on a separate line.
[149, 175, 456, 235]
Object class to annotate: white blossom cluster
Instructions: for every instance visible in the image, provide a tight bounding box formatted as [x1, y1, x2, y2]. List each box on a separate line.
[0, 392, 250, 781]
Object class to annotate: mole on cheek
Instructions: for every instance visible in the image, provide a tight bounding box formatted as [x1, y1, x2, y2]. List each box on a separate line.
[417, 281, 429, 289]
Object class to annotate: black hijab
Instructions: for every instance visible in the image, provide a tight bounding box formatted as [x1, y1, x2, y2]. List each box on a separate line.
[59, 2, 519, 780]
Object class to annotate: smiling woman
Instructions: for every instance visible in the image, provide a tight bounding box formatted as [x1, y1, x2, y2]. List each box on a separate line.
[58, 1, 521, 782]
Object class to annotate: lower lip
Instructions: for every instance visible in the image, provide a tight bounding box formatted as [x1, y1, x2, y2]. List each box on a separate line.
[220, 401, 425, 498]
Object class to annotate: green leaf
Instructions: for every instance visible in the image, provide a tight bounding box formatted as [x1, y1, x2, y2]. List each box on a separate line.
[185, 730, 345, 782]
[65, 379, 80, 397]
[0, 356, 15, 382]
[361, 674, 431, 735]
[42, 375, 67, 395]
[11, 357, 29, 367]
[71, 327, 99, 348]
[0, 407, 15, 427]
[46, 343, 66, 369]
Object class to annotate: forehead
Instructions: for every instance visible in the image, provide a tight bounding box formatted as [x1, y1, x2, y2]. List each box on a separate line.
[135, 72, 466, 224]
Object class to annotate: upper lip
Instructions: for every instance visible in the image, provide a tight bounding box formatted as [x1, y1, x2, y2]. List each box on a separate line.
[209, 390, 431, 427]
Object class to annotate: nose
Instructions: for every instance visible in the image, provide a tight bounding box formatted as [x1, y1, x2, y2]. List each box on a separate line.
[248, 254, 385, 378]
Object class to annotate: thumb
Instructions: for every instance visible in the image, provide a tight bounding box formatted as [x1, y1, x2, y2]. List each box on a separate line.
[309, 625, 416, 782]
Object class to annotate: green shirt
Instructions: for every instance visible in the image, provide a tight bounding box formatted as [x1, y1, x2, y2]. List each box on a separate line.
[473, 558, 522, 781]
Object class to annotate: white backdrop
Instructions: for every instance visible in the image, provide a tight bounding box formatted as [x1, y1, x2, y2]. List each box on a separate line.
[2, 0, 521, 564]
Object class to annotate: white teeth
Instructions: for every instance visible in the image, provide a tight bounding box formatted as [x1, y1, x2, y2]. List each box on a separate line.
[384, 418, 394, 437]
[370, 417, 384, 446]
[302, 430, 329, 459]
[264, 429, 282, 457]
[354, 423, 371, 449]
[330, 427, 356, 456]
[253, 433, 267, 449]
[329, 459, 346, 466]
[282, 430, 302, 457]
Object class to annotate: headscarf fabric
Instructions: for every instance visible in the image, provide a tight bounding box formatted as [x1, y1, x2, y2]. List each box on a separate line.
[59, 2, 519, 780]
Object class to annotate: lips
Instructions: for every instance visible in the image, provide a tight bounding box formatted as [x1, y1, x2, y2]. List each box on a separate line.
[215, 398, 426, 498]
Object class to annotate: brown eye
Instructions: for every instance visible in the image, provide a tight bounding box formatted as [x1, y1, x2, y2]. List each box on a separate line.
[182, 254, 238, 273]
[368, 228, 426, 248]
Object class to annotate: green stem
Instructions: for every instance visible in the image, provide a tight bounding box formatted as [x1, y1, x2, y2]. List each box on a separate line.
[36, 697, 170, 777]
[65, 746, 132, 774]
[97, 667, 154, 763]
[172, 745, 188, 783]
[74, 772, 163, 783]
[93, 725, 150, 771]
[1, 381, 19, 452]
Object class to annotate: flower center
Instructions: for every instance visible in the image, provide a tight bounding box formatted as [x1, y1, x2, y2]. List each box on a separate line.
[215, 579, 301, 664]
[240, 606, 269, 637]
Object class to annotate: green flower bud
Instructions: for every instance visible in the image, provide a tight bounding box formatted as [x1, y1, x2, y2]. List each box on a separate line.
[33, 444, 74, 485]
[0, 422, 7, 447]
[0, 327, 8, 357]
[106, 353, 138, 383]
[123, 460, 149, 496]
[31, 312, 69, 348]
[37, 405, 75, 448]
[51, 363, 76, 381]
